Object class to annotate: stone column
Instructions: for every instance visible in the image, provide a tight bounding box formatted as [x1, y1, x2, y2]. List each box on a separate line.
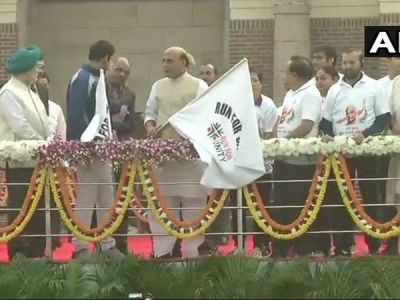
[273, 0, 310, 104]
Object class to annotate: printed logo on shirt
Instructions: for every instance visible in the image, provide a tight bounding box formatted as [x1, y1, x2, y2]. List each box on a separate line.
[336, 105, 366, 135]
[279, 105, 294, 125]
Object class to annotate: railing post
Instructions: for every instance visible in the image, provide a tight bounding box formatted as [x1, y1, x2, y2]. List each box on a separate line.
[44, 176, 52, 260]
[236, 188, 244, 251]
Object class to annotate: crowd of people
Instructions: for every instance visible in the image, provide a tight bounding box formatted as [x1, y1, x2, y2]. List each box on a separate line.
[0, 40, 399, 260]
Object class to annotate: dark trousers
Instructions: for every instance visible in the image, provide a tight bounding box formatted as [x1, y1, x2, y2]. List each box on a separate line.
[114, 169, 128, 254]
[8, 168, 46, 258]
[231, 174, 272, 249]
[347, 156, 383, 253]
[314, 175, 354, 255]
[272, 161, 316, 257]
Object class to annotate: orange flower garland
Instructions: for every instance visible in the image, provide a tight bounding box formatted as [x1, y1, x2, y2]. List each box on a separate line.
[337, 155, 400, 229]
[0, 170, 7, 206]
[0, 166, 47, 242]
[0, 166, 44, 234]
[130, 191, 148, 223]
[52, 163, 132, 235]
[246, 156, 328, 232]
[145, 164, 225, 228]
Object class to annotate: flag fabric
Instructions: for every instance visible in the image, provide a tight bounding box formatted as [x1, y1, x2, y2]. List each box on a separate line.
[81, 69, 113, 142]
[168, 58, 265, 189]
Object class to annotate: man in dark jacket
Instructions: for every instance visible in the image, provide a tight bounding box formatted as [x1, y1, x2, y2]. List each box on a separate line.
[66, 40, 123, 259]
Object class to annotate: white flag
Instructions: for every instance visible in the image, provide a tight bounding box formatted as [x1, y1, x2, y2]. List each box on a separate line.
[168, 58, 265, 189]
[81, 69, 113, 142]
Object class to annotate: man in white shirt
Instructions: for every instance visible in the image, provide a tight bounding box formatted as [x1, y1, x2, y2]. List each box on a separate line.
[0, 46, 51, 258]
[320, 48, 391, 255]
[144, 47, 209, 259]
[273, 56, 322, 257]
[377, 57, 400, 254]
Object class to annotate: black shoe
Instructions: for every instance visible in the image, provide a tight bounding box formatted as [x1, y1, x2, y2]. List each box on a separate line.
[158, 253, 172, 260]
[198, 242, 215, 255]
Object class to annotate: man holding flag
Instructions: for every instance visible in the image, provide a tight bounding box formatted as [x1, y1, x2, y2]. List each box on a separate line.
[144, 46, 209, 258]
[146, 45, 266, 257]
[66, 40, 123, 259]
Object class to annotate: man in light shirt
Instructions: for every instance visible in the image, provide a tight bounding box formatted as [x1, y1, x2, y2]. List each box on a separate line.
[0, 46, 50, 258]
[144, 47, 209, 259]
[320, 48, 391, 256]
[273, 56, 322, 258]
[377, 57, 400, 255]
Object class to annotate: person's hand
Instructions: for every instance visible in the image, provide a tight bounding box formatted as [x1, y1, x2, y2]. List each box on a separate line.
[353, 133, 365, 144]
[146, 124, 161, 138]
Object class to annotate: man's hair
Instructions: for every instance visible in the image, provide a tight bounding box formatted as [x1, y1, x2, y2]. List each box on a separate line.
[88, 40, 115, 61]
[202, 63, 218, 75]
[312, 45, 338, 66]
[249, 67, 263, 82]
[289, 55, 314, 80]
[342, 48, 364, 66]
[316, 66, 339, 80]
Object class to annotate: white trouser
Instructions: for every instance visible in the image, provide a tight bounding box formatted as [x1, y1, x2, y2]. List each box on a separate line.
[72, 160, 116, 252]
[148, 196, 205, 258]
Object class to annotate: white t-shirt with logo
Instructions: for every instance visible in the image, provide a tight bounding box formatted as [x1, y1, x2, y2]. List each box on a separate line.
[277, 80, 322, 165]
[323, 73, 390, 136]
[255, 94, 278, 173]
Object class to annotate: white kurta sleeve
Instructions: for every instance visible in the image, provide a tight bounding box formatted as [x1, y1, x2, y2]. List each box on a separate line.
[144, 82, 159, 125]
[0, 90, 43, 140]
[197, 79, 208, 96]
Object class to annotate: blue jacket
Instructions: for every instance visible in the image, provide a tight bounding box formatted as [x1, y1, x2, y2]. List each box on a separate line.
[66, 64, 100, 140]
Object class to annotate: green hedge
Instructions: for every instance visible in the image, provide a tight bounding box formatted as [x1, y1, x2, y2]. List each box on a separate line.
[1, 254, 400, 299]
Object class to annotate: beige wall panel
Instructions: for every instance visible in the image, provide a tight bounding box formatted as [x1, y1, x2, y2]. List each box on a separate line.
[25, 0, 225, 112]
[137, 0, 192, 27]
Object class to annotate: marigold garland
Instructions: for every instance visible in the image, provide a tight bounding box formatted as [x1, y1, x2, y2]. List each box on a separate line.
[0, 170, 8, 207]
[0, 166, 46, 242]
[332, 155, 400, 239]
[244, 157, 330, 240]
[247, 157, 328, 232]
[146, 165, 226, 228]
[49, 162, 136, 242]
[138, 163, 229, 239]
[130, 191, 148, 223]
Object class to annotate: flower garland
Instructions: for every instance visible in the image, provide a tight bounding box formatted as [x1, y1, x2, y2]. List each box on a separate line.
[331, 155, 400, 239]
[49, 162, 136, 242]
[0, 166, 46, 242]
[244, 156, 330, 240]
[0, 140, 47, 163]
[0, 170, 7, 206]
[262, 135, 400, 159]
[130, 191, 148, 223]
[33, 139, 199, 167]
[138, 163, 229, 239]
[146, 165, 227, 228]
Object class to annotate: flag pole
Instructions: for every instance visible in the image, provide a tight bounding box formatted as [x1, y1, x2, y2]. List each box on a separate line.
[157, 57, 248, 133]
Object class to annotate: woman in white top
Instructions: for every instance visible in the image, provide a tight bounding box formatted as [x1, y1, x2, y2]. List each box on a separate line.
[36, 73, 66, 140]
[231, 69, 277, 255]
[315, 66, 339, 104]
[314, 66, 340, 256]
[35, 71, 67, 252]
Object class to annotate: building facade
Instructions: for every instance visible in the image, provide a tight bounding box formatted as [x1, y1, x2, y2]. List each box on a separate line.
[1, 0, 400, 108]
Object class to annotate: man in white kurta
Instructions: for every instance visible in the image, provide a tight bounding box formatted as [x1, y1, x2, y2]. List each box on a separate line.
[144, 47, 209, 258]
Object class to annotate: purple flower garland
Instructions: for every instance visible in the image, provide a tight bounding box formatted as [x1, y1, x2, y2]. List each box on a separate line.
[33, 138, 199, 167]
